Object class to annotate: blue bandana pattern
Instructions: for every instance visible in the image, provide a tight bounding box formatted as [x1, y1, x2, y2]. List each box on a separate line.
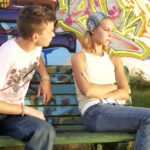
[87, 12, 108, 32]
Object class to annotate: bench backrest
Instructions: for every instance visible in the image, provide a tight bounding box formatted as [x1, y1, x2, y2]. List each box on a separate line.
[25, 65, 132, 132]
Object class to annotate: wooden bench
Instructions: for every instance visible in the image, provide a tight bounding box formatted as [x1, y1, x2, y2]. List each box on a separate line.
[0, 65, 136, 150]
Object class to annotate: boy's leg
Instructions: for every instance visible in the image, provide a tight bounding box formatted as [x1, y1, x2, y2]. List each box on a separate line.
[1, 115, 55, 150]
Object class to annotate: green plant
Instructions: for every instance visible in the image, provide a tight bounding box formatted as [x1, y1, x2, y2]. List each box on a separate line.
[130, 70, 150, 91]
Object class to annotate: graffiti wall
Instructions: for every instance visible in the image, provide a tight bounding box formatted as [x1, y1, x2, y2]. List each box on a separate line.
[56, 0, 150, 59]
[0, 0, 150, 77]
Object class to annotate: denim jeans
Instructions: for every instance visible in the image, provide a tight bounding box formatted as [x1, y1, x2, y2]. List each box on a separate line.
[0, 115, 56, 150]
[83, 104, 150, 150]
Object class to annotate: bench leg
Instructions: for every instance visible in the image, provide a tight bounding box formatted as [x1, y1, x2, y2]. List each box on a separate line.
[116, 142, 128, 150]
[97, 144, 103, 150]
[98, 142, 129, 150]
[97, 143, 118, 150]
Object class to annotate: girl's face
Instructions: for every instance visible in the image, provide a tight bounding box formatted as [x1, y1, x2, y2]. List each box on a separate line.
[92, 18, 114, 47]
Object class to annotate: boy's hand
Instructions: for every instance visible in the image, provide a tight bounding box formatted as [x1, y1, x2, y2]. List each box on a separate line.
[24, 106, 45, 120]
[37, 80, 52, 104]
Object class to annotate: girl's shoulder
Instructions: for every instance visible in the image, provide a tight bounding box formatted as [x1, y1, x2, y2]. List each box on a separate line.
[109, 54, 121, 61]
[109, 54, 122, 66]
[72, 51, 85, 60]
[71, 52, 86, 66]
[109, 54, 119, 59]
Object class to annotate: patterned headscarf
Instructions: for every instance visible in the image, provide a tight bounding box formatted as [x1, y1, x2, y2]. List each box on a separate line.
[87, 12, 108, 32]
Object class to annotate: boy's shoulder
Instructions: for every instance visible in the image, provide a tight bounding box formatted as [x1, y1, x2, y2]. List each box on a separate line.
[0, 38, 16, 51]
[0, 38, 18, 60]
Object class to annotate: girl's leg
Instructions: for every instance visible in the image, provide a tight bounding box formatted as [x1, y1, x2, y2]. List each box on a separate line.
[1, 115, 55, 150]
[83, 104, 150, 150]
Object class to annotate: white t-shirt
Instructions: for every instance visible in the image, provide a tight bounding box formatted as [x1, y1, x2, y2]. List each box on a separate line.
[0, 38, 42, 104]
[74, 51, 127, 111]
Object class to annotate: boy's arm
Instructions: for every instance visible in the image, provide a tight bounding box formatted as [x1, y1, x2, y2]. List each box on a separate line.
[0, 48, 45, 120]
[0, 101, 22, 115]
[0, 101, 45, 120]
[36, 56, 52, 104]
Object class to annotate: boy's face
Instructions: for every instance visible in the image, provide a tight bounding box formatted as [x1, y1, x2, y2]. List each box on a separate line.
[36, 22, 55, 47]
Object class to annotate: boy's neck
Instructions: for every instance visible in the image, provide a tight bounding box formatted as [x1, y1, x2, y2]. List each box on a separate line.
[15, 37, 37, 52]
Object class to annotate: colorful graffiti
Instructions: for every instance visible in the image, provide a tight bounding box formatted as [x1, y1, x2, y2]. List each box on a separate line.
[0, 0, 76, 65]
[56, 0, 150, 59]
[0, 0, 150, 63]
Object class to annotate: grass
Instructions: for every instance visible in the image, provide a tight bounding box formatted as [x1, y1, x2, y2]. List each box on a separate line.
[130, 72, 150, 108]
[132, 89, 150, 107]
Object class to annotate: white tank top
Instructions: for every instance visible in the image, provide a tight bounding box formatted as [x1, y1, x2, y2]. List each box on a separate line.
[74, 51, 126, 110]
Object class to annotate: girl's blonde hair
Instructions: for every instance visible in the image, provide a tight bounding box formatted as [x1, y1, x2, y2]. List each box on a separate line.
[81, 12, 113, 53]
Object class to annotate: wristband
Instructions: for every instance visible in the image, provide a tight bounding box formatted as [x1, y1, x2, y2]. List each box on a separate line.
[41, 78, 50, 82]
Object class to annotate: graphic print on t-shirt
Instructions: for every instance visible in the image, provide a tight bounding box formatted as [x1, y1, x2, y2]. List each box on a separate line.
[6, 61, 38, 93]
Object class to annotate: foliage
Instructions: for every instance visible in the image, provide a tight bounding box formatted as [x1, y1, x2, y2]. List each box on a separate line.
[130, 70, 150, 91]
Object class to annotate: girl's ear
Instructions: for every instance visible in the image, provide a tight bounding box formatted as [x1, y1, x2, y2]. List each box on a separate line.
[91, 28, 96, 34]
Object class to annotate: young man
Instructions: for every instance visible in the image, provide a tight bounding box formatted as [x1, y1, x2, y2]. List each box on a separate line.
[0, 5, 56, 150]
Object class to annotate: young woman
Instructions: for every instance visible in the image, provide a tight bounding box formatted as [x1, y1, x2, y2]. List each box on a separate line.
[71, 12, 150, 150]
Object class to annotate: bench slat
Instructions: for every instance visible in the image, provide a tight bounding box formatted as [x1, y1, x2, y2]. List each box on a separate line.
[0, 132, 136, 147]
[25, 95, 78, 106]
[35, 106, 80, 116]
[55, 131, 136, 145]
[0, 136, 25, 147]
[32, 73, 73, 83]
[47, 117, 83, 125]
[28, 84, 76, 95]
[45, 66, 72, 74]
[55, 125, 86, 131]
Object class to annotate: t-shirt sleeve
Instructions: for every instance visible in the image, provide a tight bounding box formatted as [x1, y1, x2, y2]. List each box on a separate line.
[0, 49, 11, 90]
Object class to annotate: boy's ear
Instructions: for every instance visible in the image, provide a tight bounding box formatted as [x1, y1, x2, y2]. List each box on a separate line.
[31, 33, 39, 42]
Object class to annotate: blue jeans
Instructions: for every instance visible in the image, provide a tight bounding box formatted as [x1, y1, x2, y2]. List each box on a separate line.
[0, 115, 55, 150]
[83, 104, 150, 150]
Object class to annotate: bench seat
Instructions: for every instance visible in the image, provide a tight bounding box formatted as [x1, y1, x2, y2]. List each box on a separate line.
[0, 131, 135, 147]
[0, 65, 136, 150]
